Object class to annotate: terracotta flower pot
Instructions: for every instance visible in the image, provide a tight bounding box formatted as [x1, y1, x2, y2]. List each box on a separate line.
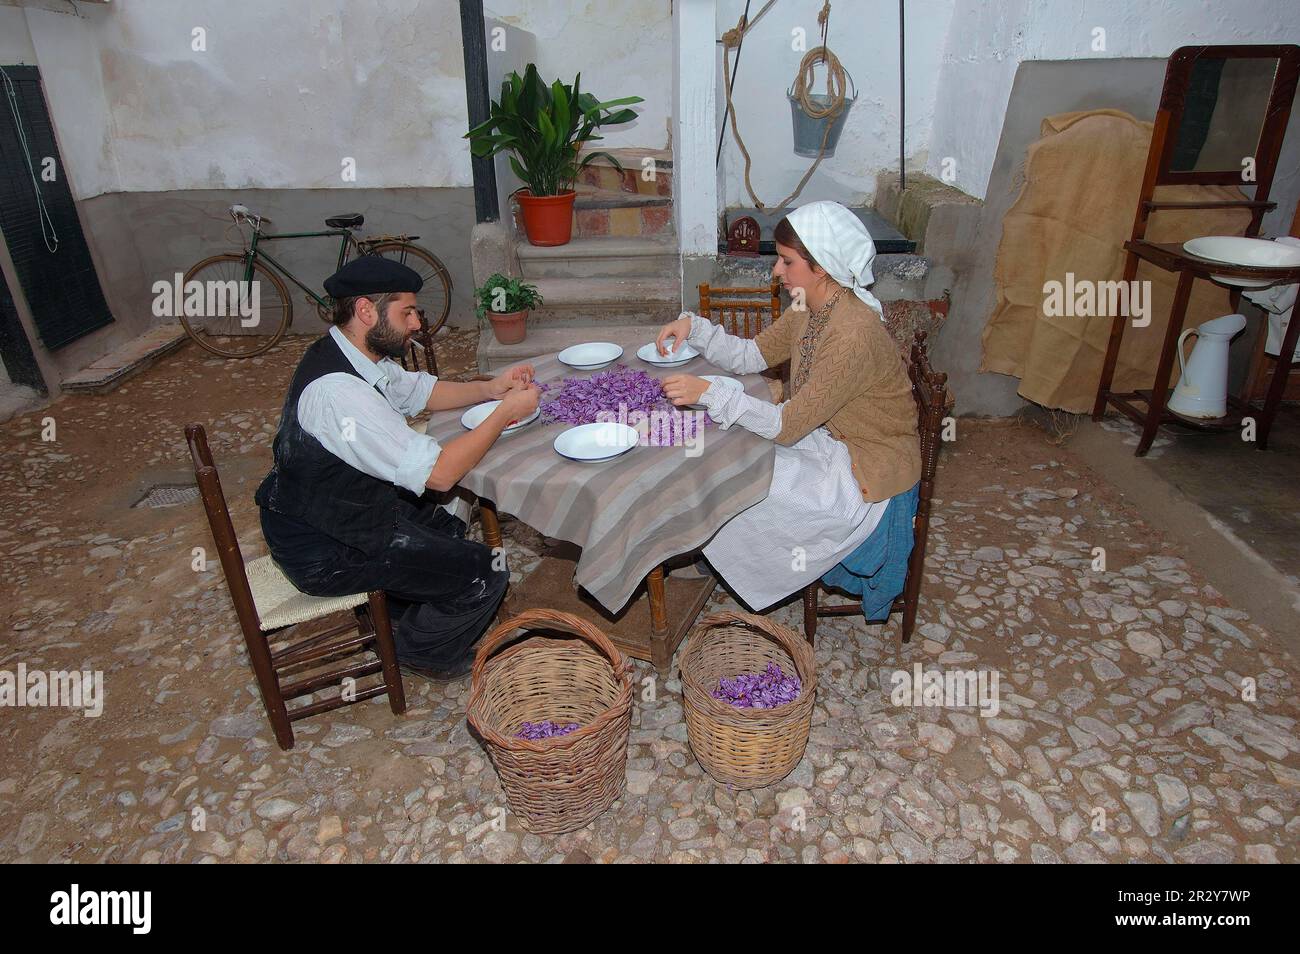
[516, 189, 576, 246]
[488, 309, 529, 345]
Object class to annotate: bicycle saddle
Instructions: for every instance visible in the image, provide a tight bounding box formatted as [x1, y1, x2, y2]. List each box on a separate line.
[325, 213, 364, 229]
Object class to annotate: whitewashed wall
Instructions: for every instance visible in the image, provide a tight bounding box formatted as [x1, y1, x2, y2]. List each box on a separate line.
[18, 0, 473, 199]
[9, 0, 1299, 213]
[8, 0, 671, 202]
[715, 0, 956, 210]
[928, 0, 1300, 200]
[0, 6, 38, 62]
[484, 0, 673, 149]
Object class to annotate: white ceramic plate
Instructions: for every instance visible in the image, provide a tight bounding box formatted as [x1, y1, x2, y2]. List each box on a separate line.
[553, 422, 639, 462]
[689, 374, 742, 408]
[1183, 236, 1300, 288]
[558, 342, 623, 370]
[638, 340, 700, 367]
[461, 400, 540, 433]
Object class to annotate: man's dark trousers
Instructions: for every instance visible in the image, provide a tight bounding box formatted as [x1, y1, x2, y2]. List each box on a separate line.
[262, 496, 508, 670]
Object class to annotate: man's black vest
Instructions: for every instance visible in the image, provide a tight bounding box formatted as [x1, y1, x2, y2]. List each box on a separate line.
[255, 334, 399, 555]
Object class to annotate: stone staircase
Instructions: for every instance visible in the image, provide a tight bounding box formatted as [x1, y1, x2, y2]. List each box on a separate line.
[477, 147, 681, 372]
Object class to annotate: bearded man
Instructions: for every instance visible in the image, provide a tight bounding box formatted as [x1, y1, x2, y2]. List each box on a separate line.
[256, 256, 539, 680]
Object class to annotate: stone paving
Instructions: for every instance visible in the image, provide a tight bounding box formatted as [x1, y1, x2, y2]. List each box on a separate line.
[1, 331, 1297, 863]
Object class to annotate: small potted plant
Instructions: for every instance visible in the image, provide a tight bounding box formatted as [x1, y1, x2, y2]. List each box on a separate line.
[475, 273, 543, 344]
[465, 64, 642, 246]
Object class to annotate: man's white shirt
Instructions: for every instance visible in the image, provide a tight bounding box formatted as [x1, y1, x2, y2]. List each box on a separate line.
[295, 326, 442, 495]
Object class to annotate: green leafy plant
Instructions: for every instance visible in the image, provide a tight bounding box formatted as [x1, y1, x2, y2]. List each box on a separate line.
[464, 64, 643, 197]
[474, 273, 543, 319]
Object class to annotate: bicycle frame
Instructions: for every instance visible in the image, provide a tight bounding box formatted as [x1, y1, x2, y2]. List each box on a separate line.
[241, 227, 356, 310]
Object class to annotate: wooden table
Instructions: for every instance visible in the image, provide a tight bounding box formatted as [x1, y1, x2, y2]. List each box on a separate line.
[1092, 239, 1300, 454]
[422, 350, 777, 672]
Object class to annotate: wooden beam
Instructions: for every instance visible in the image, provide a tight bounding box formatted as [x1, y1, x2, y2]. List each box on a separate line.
[459, 0, 499, 224]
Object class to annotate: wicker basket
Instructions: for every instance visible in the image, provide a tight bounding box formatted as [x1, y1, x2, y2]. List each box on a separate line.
[466, 608, 633, 833]
[680, 610, 817, 789]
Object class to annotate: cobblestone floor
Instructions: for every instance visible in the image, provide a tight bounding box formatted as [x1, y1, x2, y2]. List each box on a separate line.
[1, 331, 1297, 863]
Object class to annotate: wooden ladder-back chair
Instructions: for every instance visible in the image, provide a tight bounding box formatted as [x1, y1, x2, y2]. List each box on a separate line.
[401, 314, 440, 376]
[698, 281, 787, 397]
[185, 423, 406, 750]
[697, 281, 782, 338]
[801, 330, 953, 644]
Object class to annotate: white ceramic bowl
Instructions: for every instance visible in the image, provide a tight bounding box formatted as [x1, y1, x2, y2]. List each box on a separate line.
[638, 340, 699, 367]
[461, 400, 539, 432]
[553, 422, 639, 462]
[557, 342, 624, 370]
[1183, 236, 1300, 288]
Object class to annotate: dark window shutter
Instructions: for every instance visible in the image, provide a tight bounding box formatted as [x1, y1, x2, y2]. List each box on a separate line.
[0, 64, 113, 350]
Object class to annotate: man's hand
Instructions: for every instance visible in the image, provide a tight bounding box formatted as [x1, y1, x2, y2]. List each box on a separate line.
[662, 373, 709, 407]
[427, 383, 542, 492]
[496, 383, 541, 422]
[485, 363, 536, 399]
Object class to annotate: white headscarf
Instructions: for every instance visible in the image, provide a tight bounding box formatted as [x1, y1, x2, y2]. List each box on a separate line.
[785, 200, 883, 319]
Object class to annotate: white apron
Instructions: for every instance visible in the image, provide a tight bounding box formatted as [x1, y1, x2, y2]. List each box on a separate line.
[703, 426, 887, 611]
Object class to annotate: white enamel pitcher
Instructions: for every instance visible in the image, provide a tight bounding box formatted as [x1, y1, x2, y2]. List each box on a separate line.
[1167, 313, 1247, 419]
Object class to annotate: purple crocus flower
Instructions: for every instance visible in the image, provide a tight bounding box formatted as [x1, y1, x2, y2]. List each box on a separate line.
[712, 662, 802, 709]
[514, 720, 581, 739]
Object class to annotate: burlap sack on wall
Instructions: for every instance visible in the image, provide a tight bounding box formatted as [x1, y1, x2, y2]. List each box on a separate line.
[981, 109, 1252, 412]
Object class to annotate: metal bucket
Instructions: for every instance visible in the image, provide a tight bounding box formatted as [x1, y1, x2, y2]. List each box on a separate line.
[788, 67, 856, 158]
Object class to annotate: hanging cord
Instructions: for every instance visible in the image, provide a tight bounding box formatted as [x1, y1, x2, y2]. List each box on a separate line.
[721, 0, 848, 211]
[716, 0, 776, 165]
[0, 66, 59, 254]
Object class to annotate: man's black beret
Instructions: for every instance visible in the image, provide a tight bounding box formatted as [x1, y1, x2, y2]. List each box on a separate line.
[324, 255, 423, 298]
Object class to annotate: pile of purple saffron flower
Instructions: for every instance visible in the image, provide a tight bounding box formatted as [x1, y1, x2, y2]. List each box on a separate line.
[539, 364, 709, 446]
[514, 720, 581, 740]
[711, 662, 802, 709]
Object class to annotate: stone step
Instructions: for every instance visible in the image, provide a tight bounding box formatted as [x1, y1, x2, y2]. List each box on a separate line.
[477, 323, 670, 374]
[62, 323, 190, 394]
[525, 275, 681, 327]
[516, 234, 678, 279]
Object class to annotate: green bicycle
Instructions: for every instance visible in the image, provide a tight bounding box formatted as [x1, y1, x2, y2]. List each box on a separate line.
[180, 204, 452, 359]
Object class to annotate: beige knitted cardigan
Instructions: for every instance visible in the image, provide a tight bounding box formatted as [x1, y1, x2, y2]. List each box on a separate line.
[754, 293, 921, 502]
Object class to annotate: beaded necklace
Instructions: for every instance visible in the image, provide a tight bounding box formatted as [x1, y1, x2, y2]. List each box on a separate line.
[792, 286, 849, 395]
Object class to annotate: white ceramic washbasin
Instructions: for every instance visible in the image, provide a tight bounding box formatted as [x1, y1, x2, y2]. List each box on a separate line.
[1182, 236, 1300, 288]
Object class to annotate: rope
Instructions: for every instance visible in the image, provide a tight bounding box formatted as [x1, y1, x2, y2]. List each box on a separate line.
[0, 66, 59, 253]
[722, 0, 848, 211]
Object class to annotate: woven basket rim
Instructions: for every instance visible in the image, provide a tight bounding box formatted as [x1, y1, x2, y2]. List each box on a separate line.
[467, 611, 633, 753]
[680, 610, 817, 717]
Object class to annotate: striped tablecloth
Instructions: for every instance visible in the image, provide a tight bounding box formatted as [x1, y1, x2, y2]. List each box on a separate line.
[422, 350, 776, 612]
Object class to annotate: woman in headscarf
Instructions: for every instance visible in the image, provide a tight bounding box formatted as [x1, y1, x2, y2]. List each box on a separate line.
[657, 200, 922, 612]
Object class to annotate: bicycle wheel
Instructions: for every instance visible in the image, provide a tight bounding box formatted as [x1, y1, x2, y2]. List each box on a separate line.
[365, 240, 453, 335]
[180, 254, 293, 358]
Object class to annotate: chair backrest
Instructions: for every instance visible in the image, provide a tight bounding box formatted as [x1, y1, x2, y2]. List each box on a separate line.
[185, 423, 264, 637]
[697, 281, 782, 339]
[401, 320, 438, 375]
[906, 330, 953, 486]
[903, 327, 952, 623]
